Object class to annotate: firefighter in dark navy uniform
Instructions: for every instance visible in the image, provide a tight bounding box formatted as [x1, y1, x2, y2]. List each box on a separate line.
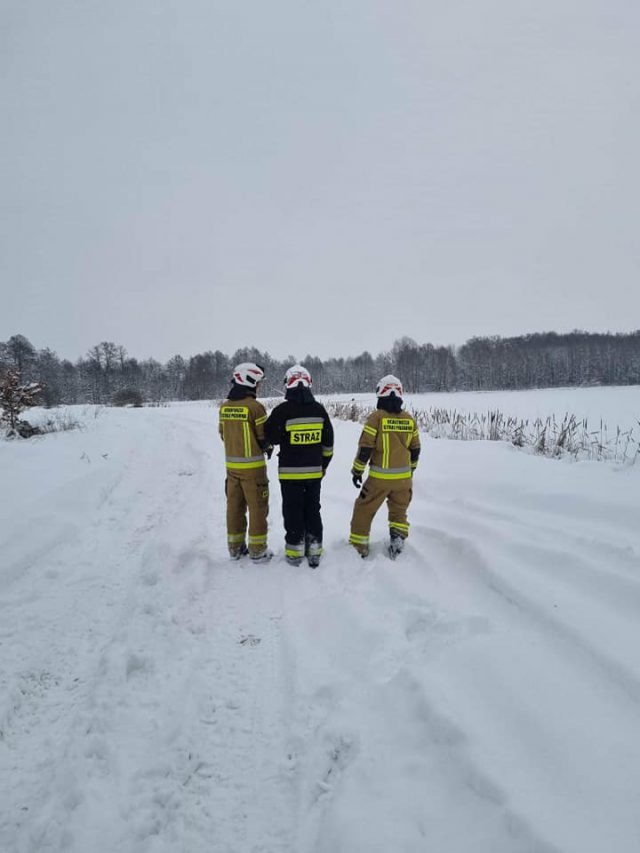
[264, 365, 334, 568]
[218, 362, 273, 563]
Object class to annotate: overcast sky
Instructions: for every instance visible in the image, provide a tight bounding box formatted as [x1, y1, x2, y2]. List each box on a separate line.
[2, 0, 639, 362]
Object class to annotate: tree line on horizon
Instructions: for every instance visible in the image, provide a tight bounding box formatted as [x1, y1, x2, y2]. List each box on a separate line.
[1, 330, 639, 407]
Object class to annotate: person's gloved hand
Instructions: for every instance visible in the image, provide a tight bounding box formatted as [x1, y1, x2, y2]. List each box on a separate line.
[352, 472, 362, 488]
[265, 445, 274, 460]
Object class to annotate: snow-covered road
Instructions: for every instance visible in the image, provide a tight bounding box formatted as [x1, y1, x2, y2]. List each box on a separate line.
[1, 403, 640, 853]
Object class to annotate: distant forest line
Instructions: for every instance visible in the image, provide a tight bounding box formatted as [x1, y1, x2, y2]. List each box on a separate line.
[1, 331, 639, 407]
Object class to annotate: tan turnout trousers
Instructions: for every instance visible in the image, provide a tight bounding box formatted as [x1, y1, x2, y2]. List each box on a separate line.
[225, 472, 269, 557]
[350, 478, 412, 555]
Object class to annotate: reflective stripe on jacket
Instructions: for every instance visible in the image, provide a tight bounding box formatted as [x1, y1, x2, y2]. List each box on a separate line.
[265, 398, 334, 481]
[352, 409, 420, 480]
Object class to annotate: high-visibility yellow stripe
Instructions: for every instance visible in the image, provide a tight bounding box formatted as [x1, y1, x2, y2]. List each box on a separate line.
[286, 422, 323, 432]
[389, 522, 409, 531]
[362, 425, 377, 437]
[322, 447, 334, 457]
[278, 471, 323, 480]
[349, 533, 370, 544]
[369, 469, 411, 480]
[382, 433, 390, 469]
[226, 460, 266, 470]
[227, 533, 246, 543]
[255, 415, 267, 425]
[352, 460, 366, 472]
[243, 422, 251, 457]
[249, 534, 267, 544]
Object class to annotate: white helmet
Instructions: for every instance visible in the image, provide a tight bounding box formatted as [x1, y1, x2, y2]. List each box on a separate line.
[376, 374, 403, 398]
[284, 364, 312, 389]
[232, 362, 265, 387]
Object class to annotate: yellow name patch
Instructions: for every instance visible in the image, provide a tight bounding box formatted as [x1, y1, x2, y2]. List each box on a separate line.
[382, 418, 414, 433]
[220, 406, 249, 421]
[291, 429, 322, 445]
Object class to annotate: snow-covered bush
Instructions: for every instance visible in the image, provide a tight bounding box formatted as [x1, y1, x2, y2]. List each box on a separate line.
[111, 388, 144, 407]
[0, 369, 44, 438]
[39, 411, 84, 434]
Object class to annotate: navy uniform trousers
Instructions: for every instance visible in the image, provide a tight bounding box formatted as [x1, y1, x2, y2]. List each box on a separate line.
[280, 479, 322, 554]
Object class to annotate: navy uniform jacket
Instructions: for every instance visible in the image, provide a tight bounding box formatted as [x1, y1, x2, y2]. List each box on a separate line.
[265, 392, 334, 481]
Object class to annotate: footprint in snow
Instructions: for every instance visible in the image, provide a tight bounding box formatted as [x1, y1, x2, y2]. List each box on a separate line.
[239, 634, 261, 647]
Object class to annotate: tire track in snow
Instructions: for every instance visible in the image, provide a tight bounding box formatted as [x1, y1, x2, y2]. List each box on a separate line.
[432, 493, 640, 588]
[422, 521, 640, 705]
[3, 409, 298, 853]
[392, 502, 640, 853]
[419, 498, 640, 684]
[0, 414, 221, 851]
[200, 565, 295, 853]
[284, 559, 561, 853]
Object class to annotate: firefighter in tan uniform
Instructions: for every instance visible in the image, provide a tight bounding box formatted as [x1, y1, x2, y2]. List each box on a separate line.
[219, 363, 273, 563]
[349, 375, 420, 559]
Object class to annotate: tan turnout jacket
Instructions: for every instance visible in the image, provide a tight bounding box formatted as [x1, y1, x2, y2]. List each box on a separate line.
[352, 409, 420, 481]
[219, 396, 268, 476]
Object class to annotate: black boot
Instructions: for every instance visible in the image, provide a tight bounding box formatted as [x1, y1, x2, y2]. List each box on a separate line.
[285, 541, 305, 567]
[388, 533, 405, 560]
[250, 548, 273, 565]
[305, 535, 323, 569]
[229, 542, 249, 561]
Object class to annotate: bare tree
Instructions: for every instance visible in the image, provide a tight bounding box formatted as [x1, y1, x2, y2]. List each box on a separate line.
[6, 334, 37, 379]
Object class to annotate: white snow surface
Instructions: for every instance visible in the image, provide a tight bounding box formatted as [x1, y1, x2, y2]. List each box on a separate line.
[2, 399, 640, 853]
[324, 385, 640, 433]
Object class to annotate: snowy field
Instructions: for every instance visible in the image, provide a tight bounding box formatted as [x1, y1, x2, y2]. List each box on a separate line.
[2, 394, 640, 853]
[323, 385, 640, 433]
